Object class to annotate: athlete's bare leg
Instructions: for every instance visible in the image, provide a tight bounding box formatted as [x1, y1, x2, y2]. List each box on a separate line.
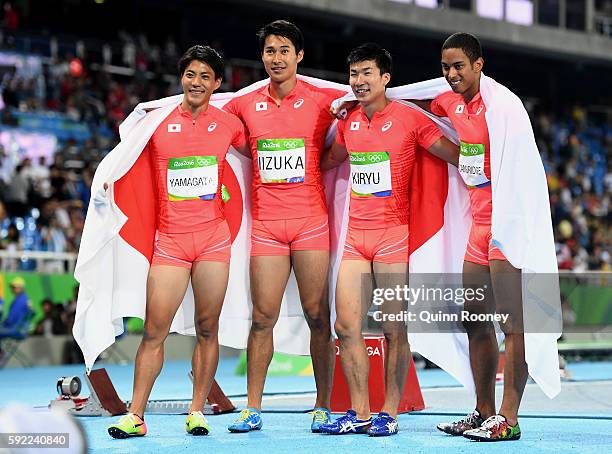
[246, 255, 291, 410]
[334, 259, 372, 420]
[490, 259, 527, 426]
[189, 260, 230, 413]
[373, 262, 409, 419]
[130, 265, 191, 417]
[291, 249, 334, 409]
[463, 260, 497, 420]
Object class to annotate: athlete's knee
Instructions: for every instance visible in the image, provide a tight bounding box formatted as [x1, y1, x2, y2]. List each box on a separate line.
[334, 319, 360, 341]
[250, 310, 278, 333]
[463, 318, 495, 339]
[499, 315, 524, 335]
[383, 327, 408, 346]
[195, 317, 219, 340]
[141, 324, 169, 345]
[303, 305, 330, 333]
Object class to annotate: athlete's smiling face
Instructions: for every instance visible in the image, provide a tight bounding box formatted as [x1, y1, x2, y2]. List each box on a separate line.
[181, 60, 221, 112]
[262, 35, 303, 84]
[441, 48, 483, 99]
[349, 59, 390, 105]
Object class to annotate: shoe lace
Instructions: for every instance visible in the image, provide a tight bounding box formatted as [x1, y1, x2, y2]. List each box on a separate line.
[461, 411, 480, 426]
[481, 415, 504, 430]
[311, 409, 328, 424]
[374, 413, 391, 424]
[237, 409, 253, 422]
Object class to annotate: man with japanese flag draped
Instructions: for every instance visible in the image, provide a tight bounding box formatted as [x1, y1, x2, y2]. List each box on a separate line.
[100, 45, 250, 438]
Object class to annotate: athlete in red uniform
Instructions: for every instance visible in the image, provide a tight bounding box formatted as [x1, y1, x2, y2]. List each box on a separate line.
[107, 46, 247, 439]
[431, 33, 526, 442]
[224, 20, 347, 433]
[320, 43, 458, 436]
[430, 89, 505, 266]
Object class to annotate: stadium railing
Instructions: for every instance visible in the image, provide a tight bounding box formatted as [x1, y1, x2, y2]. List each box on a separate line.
[0, 251, 77, 273]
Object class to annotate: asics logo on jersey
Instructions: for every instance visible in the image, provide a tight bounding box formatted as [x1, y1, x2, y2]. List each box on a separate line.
[382, 121, 393, 132]
[168, 124, 181, 133]
[350, 121, 360, 131]
[208, 122, 217, 132]
[293, 98, 304, 109]
[476, 105, 484, 115]
[455, 104, 465, 114]
[256, 102, 268, 111]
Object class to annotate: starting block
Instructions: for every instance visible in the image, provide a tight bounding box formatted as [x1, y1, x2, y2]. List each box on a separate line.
[50, 369, 127, 416]
[330, 335, 425, 414]
[50, 368, 234, 416]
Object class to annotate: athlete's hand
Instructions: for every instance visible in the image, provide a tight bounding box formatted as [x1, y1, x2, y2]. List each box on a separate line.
[330, 101, 357, 120]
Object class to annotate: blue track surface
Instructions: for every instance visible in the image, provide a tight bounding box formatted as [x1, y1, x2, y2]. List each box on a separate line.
[1, 359, 611, 453]
[79, 413, 611, 454]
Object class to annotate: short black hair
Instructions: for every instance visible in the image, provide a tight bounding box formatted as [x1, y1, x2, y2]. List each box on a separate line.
[442, 32, 483, 63]
[347, 43, 392, 76]
[257, 20, 304, 54]
[178, 45, 224, 80]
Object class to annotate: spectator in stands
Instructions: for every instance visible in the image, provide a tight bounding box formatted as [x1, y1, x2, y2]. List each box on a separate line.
[62, 285, 83, 364]
[40, 214, 67, 272]
[75, 167, 92, 213]
[0, 276, 31, 357]
[25, 156, 52, 207]
[4, 163, 29, 218]
[0, 200, 8, 228]
[1, 2, 19, 31]
[1, 222, 21, 249]
[34, 298, 67, 337]
[0, 221, 21, 271]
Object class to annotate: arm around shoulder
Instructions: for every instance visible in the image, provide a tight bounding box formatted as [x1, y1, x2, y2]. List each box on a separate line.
[427, 137, 459, 167]
[321, 141, 348, 171]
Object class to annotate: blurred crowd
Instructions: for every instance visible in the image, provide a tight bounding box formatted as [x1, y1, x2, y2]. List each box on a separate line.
[534, 107, 611, 271]
[0, 27, 609, 273]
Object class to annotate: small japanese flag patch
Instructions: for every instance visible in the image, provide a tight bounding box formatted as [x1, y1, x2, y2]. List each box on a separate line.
[168, 124, 181, 133]
[256, 102, 267, 111]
